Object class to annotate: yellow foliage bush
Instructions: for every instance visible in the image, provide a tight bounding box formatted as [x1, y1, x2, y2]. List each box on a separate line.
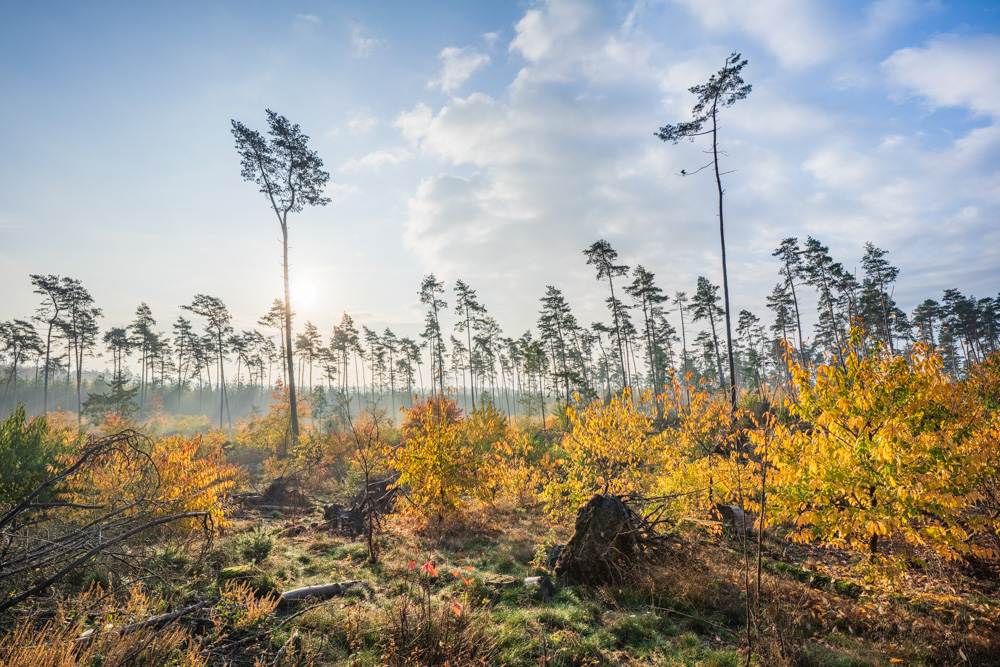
[235, 382, 310, 459]
[544, 389, 666, 515]
[394, 395, 478, 523]
[769, 336, 1000, 562]
[654, 375, 735, 515]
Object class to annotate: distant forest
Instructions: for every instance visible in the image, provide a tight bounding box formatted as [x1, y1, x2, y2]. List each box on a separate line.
[2, 237, 996, 428]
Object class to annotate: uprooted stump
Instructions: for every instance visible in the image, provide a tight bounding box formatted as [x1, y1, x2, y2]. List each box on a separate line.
[257, 475, 310, 507]
[240, 475, 311, 512]
[554, 494, 670, 586]
[353, 474, 400, 514]
[320, 475, 400, 536]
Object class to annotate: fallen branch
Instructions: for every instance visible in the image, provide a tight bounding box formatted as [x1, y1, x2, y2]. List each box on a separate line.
[272, 628, 298, 666]
[118, 599, 211, 635]
[77, 599, 211, 643]
[0, 511, 210, 615]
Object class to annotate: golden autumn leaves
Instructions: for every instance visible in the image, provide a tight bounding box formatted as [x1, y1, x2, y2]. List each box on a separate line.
[391, 331, 1000, 576]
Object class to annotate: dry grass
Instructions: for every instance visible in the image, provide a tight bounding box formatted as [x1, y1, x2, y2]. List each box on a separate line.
[0, 585, 206, 667]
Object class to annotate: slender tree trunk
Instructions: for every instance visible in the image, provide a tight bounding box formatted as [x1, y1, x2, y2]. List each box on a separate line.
[678, 302, 690, 405]
[75, 341, 84, 425]
[784, 261, 806, 367]
[607, 283, 628, 390]
[282, 219, 299, 445]
[711, 99, 738, 412]
[42, 321, 55, 414]
[707, 308, 726, 390]
[465, 310, 476, 410]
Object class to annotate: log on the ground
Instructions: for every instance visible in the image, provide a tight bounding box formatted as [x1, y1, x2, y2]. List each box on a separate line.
[78, 599, 211, 642]
[715, 503, 752, 534]
[278, 580, 372, 608]
[554, 494, 669, 585]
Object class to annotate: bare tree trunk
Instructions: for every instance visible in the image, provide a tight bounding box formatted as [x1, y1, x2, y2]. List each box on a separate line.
[282, 219, 299, 446]
[712, 98, 738, 412]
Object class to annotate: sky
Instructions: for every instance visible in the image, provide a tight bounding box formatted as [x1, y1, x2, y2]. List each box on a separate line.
[2, 0, 999, 354]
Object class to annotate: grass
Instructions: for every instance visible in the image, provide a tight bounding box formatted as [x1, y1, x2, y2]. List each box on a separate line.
[5, 496, 999, 666]
[194, 504, 1000, 665]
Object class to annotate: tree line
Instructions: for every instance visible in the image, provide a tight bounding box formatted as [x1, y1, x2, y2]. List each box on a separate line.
[2, 237, 996, 427]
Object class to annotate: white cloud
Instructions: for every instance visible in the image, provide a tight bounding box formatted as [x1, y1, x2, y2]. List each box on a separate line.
[863, 0, 938, 37]
[294, 13, 321, 30]
[510, 0, 591, 63]
[340, 149, 410, 172]
[324, 182, 358, 202]
[428, 46, 490, 94]
[883, 34, 1000, 118]
[346, 110, 377, 135]
[351, 23, 386, 59]
[393, 104, 433, 144]
[671, 0, 841, 68]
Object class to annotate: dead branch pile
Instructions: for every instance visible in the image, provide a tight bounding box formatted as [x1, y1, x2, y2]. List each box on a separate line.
[0, 430, 212, 616]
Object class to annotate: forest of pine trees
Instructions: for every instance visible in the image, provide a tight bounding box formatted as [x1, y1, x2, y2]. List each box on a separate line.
[2, 237, 997, 429]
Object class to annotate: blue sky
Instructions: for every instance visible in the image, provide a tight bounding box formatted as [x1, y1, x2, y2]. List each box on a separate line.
[2, 0, 999, 349]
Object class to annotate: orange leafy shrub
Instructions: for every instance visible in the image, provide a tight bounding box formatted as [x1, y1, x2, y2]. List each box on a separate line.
[150, 433, 243, 526]
[401, 393, 463, 438]
[394, 395, 475, 523]
[58, 430, 241, 529]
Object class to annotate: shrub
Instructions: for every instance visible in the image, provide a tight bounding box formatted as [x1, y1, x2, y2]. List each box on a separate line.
[0, 404, 77, 505]
[770, 335, 1000, 563]
[394, 395, 476, 524]
[544, 389, 666, 514]
[238, 524, 275, 564]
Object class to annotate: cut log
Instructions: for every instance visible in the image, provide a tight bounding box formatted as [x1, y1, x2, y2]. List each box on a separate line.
[715, 503, 751, 534]
[278, 580, 372, 608]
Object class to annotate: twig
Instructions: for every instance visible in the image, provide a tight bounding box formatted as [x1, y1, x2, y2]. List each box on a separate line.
[272, 628, 298, 666]
[648, 605, 739, 636]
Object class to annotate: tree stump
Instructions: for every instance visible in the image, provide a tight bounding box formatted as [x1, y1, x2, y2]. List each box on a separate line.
[554, 494, 667, 585]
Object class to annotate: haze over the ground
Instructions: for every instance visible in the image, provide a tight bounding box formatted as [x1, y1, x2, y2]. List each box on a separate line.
[2, 0, 998, 342]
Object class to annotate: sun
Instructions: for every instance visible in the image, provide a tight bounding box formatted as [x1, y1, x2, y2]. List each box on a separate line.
[290, 278, 320, 309]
